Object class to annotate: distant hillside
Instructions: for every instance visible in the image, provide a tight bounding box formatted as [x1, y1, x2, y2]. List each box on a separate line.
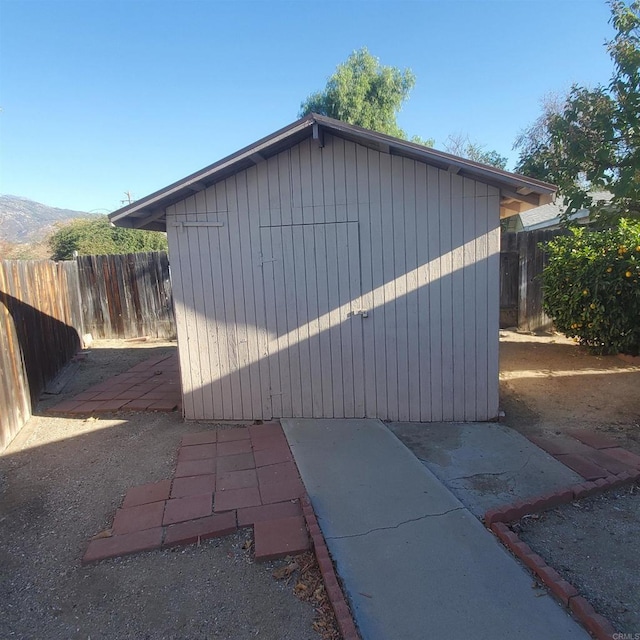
[0, 195, 95, 244]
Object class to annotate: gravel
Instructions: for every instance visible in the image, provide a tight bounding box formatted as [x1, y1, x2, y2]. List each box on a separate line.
[0, 340, 317, 640]
[500, 332, 640, 636]
[515, 484, 640, 636]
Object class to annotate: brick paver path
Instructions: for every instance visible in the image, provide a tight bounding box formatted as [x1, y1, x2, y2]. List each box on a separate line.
[527, 430, 640, 480]
[48, 353, 181, 415]
[83, 422, 310, 563]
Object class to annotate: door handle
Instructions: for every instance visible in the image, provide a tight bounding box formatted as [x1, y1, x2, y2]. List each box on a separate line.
[347, 310, 369, 318]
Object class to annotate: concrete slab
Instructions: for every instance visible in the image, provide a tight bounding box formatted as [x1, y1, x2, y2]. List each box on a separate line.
[388, 421, 583, 517]
[283, 418, 588, 640]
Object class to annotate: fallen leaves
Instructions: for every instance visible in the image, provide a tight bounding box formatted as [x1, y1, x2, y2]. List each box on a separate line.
[272, 551, 341, 640]
[272, 560, 299, 581]
[90, 529, 112, 540]
[241, 537, 253, 551]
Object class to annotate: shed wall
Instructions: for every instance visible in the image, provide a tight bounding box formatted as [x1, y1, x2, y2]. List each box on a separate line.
[167, 133, 500, 422]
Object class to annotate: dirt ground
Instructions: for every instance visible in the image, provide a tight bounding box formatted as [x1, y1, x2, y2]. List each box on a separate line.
[500, 330, 640, 454]
[516, 483, 640, 635]
[4, 333, 639, 638]
[499, 330, 640, 636]
[0, 340, 319, 640]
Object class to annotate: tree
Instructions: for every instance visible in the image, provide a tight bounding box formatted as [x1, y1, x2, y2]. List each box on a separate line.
[300, 47, 433, 144]
[410, 134, 436, 148]
[542, 219, 640, 355]
[49, 216, 168, 261]
[513, 92, 564, 174]
[443, 133, 508, 169]
[514, 1, 640, 223]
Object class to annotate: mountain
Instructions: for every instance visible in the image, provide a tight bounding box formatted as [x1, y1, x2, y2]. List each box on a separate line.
[0, 195, 95, 244]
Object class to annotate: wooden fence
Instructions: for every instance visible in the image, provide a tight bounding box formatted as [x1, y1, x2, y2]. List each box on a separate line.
[500, 229, 566, 332]
[0, 259, 84, 451]
[77, 252, 175, 340]
[0, 251, 176, 452]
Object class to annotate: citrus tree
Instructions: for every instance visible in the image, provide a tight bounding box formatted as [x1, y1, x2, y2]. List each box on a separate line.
[542, 220, 640, 355]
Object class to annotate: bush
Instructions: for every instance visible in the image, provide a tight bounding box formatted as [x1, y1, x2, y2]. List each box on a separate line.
[542, 219, 640, 355]
[49, 216, 168, 260]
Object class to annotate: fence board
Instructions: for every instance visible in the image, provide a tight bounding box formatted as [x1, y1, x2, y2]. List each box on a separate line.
[500, 229, 567, 332]
[500, 231, 518, 328]
[0, 259, 84, 451]
[76, 251, 175, 340]
[1, 251, 175, 451]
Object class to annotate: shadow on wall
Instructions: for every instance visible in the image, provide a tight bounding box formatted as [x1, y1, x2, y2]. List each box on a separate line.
[0, 293, 81, 451]
[175, 239, 499, 423]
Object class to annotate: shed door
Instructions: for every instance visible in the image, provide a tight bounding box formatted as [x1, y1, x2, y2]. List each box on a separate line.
[260, 222, 365, 418]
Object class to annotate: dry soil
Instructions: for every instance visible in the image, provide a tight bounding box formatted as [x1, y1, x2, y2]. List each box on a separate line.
[516, 483, 640, 636]
[0, 340, 318, 640]
[500, 330, 640, 454]
[499, 330, 640, 636]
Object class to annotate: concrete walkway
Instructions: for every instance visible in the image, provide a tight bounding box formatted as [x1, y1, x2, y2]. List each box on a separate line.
[388, 421, 583, 517]
[282, 418, 589, 640]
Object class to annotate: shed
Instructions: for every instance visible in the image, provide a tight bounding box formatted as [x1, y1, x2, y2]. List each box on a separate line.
[110, 114, 555, 422]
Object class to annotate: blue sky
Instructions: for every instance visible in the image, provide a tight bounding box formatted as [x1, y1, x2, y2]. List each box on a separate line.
[0, 0, 615, 213]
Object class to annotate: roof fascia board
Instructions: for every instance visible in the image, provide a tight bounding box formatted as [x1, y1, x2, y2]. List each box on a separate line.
[110, 113, 556, 229]
[109, 116, 316, 223]
[313, 116, 555, 196]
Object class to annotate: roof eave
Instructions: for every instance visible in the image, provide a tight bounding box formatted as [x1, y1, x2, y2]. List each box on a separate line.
[109, 114, 317, 229]
[111, 113, 556, 230]
[311, 114, 556, 197]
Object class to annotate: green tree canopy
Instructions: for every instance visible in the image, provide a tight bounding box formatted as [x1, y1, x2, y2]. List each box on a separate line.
[300, 47, 433, 144]
[514, 1, 640, 223]
[542, 219, 640, 355]
[49, 216, 168, 261]
[444, 133, 508, 169]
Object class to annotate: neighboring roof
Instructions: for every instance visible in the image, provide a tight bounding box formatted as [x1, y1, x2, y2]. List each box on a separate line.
[110, 113, 556, 231]
[518, 191, 611, 231]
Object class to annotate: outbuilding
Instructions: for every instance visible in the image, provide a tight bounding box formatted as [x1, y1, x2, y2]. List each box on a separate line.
[110, 114, 555, 422]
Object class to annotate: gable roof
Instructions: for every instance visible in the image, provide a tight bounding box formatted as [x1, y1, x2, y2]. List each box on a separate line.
[109, 113, 556, 231]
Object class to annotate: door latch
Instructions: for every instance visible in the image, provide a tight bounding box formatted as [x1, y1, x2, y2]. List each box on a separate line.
[347, 309, 369, 318]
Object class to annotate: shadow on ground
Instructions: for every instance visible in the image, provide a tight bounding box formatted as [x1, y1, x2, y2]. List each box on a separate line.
[0, 342, 316, 640]
[499, 331, 640, 454]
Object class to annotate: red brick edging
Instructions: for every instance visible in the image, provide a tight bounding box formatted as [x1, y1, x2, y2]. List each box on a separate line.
[484, 471, 640, 640]
[301, 495, 360, 640]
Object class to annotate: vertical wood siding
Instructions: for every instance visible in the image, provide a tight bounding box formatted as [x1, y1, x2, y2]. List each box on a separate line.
[168, 134, 501, 421]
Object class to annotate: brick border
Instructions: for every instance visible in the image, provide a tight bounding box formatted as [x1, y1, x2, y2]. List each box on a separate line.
[484, 470, 640, 528]
[301, 495, 360, 640]
[484, 471, 640, 640]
